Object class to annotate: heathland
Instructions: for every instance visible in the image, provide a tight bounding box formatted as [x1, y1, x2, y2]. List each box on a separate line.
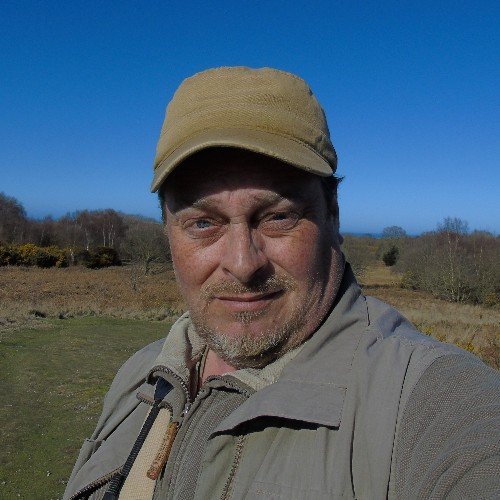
[1, 192, 499, 497]
[0, 261, 498, 498]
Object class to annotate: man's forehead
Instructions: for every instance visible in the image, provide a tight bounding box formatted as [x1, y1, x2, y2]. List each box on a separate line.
[163, 148, 320, 209]
[167, 175, 315, 214]
[185, 192, 285, 210]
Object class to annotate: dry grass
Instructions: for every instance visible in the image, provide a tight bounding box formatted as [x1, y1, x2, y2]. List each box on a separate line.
[0, 264, 185, 332]
[1, 263, 498, 368]
[360, 264, 499, 369]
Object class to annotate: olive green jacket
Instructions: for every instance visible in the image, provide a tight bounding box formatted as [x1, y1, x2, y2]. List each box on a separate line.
[64, 268, 500, 499]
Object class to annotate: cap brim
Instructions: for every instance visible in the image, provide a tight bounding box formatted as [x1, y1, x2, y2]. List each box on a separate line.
[150, 128, 334, 192]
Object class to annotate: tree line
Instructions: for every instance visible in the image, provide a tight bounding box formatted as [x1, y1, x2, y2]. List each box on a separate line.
[343, 219, 499, 307]
[0, 192, 170, 273]
[1, 193, 498, 305]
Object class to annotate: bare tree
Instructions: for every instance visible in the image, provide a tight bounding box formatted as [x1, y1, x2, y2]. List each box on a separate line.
[0, 192, 28, 243]
[122, 216, 170, 274]
[437, 217, 469, 235]
[397, 218, 498, 305]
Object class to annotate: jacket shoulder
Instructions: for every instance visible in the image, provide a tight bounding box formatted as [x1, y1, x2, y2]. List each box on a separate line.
[364, 295, 462, 355]
[64, 338, 166, 499]
[90, 337, 166, 441]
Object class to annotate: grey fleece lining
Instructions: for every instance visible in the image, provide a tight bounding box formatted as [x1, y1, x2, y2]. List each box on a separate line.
[151, 311, 307, 393]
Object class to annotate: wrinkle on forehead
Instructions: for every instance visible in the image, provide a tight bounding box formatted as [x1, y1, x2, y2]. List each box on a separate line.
[164, 157, 319, 214]
[183, 192, 285, 213]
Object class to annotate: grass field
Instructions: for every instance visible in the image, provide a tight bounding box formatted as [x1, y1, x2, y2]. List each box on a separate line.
[0, 263, 498, 498]
[0, 316, 171, 499]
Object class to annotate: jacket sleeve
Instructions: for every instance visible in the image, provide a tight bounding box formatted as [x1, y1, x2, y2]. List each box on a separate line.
[391, 353, 500, 499]
[64, 338, 165, 499]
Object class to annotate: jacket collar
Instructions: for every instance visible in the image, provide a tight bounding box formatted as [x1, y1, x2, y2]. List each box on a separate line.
[213, 265, 368, 432]
[149, 264, 368, 431]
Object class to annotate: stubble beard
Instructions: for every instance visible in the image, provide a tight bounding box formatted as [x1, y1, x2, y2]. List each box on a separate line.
[190, 275, 309, 369]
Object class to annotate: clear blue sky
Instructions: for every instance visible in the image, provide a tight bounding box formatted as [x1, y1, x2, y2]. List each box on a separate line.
[1, 0, 498, 234]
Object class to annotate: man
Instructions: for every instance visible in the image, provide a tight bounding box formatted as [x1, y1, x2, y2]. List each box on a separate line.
[64, 67, 499, 499]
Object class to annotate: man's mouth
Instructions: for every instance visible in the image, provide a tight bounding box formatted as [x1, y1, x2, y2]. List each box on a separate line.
[214, 290, 283, 312]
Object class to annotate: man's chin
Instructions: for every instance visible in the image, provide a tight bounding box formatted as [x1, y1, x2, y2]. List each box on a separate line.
[191, 317, 302, 370]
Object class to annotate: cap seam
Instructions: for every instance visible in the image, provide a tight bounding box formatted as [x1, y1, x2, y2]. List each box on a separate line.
[155, 126, 334, 172]
[158, 105, 325, 141]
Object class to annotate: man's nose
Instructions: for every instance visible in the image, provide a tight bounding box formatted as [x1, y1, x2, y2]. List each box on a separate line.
[220, 223, 268, 283]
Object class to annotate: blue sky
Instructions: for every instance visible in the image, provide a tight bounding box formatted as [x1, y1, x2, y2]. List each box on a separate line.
[1, 0, 498, 234]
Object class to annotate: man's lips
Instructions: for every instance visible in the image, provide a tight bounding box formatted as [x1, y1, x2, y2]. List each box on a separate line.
[214, 290, 283, 312]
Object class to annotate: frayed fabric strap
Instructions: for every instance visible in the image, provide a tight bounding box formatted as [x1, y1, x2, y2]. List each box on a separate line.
[103, 380, 173, 500]
[103, 402, 162, 499]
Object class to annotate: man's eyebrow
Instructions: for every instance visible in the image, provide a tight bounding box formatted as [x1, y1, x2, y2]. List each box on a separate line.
[251, 192, 286, 207]
[172, 192, 288, 212]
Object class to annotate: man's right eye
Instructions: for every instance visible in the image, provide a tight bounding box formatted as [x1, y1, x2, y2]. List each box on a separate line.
[194, 219, 212, 229]
[182, 218, 220, 238]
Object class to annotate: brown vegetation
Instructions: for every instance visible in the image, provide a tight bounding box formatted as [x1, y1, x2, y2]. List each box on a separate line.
[1, 262, 498, 368]
[0, 264, 184, 332]
[361, 264, 499, 369]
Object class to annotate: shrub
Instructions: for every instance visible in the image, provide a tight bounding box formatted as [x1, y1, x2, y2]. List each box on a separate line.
[0, 243, 68, 268]
[395, 230, 499, 305]
[34, 246, 68, 268]
[382, 245, 399, 266]
[483, 290, 499, 308]
[85, 247, 121, 269]
[17, 243, 40, 266]
[400, 270, 420, 290]
[0, 244, 21, 265]
[74, 249, 92, 266]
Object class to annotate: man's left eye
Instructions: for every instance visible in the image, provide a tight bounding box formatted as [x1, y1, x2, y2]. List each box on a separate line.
[270, 213, 288, 220]
[260, 212, 300, 230]
[195, 219, 212, 229]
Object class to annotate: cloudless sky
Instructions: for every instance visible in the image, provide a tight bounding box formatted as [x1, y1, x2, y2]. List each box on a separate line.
[1, 0, 499, 234]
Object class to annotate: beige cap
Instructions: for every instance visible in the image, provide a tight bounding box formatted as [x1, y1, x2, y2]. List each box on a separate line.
[151, 66, 337, 192]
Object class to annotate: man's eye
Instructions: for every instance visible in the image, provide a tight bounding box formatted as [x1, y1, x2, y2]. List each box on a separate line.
[260, 212, 299, 230]
[270, 213, 287, 220]
[194, 219, 212, 229]
[183, 218, 220, 238]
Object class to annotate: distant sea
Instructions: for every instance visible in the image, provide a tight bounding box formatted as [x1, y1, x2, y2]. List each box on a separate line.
[343, 232, 383, 238]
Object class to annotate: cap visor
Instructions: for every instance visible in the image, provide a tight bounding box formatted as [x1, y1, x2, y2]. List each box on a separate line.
[151, 128, 333, 192]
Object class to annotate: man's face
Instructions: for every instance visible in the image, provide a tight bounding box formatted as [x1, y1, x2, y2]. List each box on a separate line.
[163, 149, 344, 369]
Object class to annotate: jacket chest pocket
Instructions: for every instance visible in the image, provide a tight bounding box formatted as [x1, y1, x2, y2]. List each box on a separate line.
[231, 424, 347, 499]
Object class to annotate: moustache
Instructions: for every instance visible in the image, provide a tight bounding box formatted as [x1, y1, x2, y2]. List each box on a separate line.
[200, 274, 296, 301]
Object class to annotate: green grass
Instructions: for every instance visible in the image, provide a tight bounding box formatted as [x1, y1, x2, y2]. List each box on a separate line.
[0, 316, 171, 499]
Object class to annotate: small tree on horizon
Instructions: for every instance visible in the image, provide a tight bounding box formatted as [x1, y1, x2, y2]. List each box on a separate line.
[381, 226, 407, 239]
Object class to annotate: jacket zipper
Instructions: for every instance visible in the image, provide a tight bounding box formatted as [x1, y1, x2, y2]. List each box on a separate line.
[157, 375, 252, 499]
[137, 392, 173, 412]
[209, 376, 252, 500]
[220, 435, 247, 500]
[205, 375, 253, 397]
[149, 365, 191, 416]
[69, 467, 122, 500]
[153, 386, 209, 497]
